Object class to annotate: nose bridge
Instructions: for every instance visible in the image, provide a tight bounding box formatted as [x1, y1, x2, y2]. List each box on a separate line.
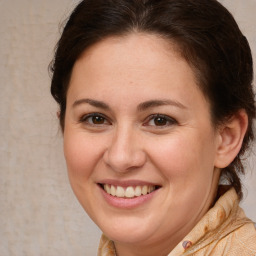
[103, 123, 146, 172]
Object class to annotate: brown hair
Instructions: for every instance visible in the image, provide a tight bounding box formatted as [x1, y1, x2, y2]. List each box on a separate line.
[50, 0, 255, 199]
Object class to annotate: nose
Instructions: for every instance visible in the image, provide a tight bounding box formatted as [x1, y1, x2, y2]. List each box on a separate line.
[103, 125, 146, 173]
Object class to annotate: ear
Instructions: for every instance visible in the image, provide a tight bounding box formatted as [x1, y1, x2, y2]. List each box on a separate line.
[57, 111, 60, 119]
[214, 110, 248, 168]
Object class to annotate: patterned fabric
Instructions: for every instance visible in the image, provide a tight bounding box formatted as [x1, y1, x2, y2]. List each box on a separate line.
[98, 234, 116, 256]
[97, 188, 256, 255]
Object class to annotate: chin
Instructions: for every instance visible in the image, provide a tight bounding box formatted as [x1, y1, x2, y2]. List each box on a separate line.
[97, 216, 158, 245]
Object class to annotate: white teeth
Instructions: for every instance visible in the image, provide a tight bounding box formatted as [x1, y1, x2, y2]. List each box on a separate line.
[134, 186, 142, 196]
[125, 186, 135, 198]
[104, 184, 111, 194]
[142, 185, 148, 195]
[103, 184, 157, 198]
[116, 186, 125, 197]
[110, 185, 116, 196]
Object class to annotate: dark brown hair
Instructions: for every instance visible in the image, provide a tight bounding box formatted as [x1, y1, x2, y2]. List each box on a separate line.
[50, 0, 255, 199]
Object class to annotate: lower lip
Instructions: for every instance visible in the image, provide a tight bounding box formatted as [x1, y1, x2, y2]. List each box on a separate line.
[99, 186, 158, 209]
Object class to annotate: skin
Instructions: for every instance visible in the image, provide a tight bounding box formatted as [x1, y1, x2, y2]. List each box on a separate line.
[63, 33, 245, 256]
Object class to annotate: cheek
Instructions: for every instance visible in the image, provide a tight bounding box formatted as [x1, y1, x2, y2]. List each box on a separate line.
[63, 130, 107, 214]
[63, 130, 104, 180]
[148, 133, 217, 218]
[148, 131, 216, 183]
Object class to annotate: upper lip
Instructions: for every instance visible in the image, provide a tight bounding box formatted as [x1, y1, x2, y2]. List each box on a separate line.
[97, 179, 161, 188]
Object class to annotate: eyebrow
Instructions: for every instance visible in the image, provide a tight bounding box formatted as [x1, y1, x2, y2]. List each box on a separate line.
[72, 98, 186, 111]
[137, 99, 187, 111]
[72, 98, 110, 110]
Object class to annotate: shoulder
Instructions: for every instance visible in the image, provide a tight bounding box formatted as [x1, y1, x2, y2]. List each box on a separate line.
[227, 221, 256, 254]
[185, 215, 256, 256]
[181, 188, 256, 256]
[205, 221, 256, 256]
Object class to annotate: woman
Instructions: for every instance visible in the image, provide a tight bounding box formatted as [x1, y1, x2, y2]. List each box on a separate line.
[50, 0, 256, 255]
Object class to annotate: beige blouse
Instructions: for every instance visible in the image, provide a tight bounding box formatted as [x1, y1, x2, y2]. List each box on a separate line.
[97, 188, 256, 255]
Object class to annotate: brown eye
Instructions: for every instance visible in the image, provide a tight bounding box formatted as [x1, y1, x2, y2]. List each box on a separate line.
[91, 116, 105, 124]
[80, 113, 110, 126]
[145, 114, 177, 128]
[153, 117, 167, 126]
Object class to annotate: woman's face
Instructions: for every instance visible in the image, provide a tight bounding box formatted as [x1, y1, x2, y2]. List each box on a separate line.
[64, 34, 221, 250]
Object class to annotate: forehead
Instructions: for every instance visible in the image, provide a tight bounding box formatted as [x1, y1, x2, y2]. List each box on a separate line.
[67, 33, 208, 112]
[74, 33, 179, 78]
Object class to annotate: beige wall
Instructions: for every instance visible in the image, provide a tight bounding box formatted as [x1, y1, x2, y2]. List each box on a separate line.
[0, 1, 255, 255]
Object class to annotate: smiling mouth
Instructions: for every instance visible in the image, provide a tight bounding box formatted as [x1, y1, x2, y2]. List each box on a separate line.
[99, 184, 160, 198]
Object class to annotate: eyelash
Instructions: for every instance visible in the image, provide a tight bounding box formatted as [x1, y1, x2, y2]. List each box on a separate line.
[79, 113, 111, 126]
[143, 114, 177, 128]
[79, 113, 177, 128]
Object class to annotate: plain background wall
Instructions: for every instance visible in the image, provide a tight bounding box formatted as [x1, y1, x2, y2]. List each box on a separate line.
[0, 0, 255, 255]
